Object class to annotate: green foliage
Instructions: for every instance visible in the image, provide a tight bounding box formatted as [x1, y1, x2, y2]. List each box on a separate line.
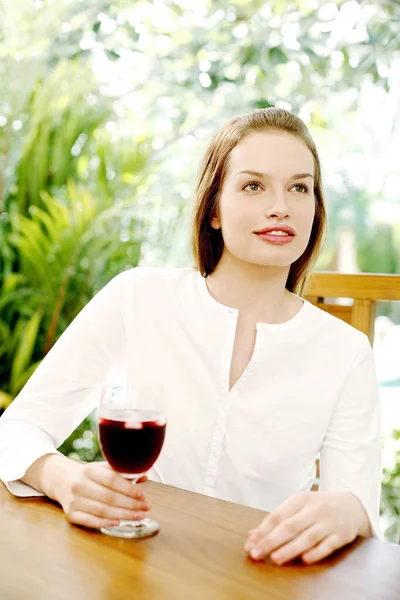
[0, 184, 145, 398]
[381, 430, 400, 543]
[358, 225, 398, 275]
[14, 60, 110, 212]
[9, 310, 43, 394]
[58, 412, 102, 463]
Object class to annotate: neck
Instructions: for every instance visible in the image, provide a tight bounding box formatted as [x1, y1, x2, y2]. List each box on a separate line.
[205, 253, 299, 324]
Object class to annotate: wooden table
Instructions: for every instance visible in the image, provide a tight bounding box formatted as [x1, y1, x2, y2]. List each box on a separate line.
[1, 481, 400, 600]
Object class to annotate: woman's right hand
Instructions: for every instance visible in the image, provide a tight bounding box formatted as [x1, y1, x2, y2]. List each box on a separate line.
[59, 461, 150, 530]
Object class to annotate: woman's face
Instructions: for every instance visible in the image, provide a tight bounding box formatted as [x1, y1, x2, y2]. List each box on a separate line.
[211, 131, 316, 270]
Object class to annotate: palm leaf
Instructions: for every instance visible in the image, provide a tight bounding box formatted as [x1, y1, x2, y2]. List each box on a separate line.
[10, 309, 43, 394]
[0, 390, 13, 410]
[13, 359, 42, 396]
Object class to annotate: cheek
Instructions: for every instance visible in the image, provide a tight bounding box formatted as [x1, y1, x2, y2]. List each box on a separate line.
[219, 198, 255, 232]
[296, 201, 315, 233]
[218, 202, 252, 253]
[296, 210, 316, 257]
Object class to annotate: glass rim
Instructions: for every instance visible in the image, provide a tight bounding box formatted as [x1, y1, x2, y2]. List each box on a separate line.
[97, 406, 167, 423]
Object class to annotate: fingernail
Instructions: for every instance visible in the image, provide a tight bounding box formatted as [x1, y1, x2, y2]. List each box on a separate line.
[250, 547, 263, 560]
[143, 502, 151, 510]
[248, 529, 258, 537]
[271, 553, 282, 565]
[134, 512, 144, 520]
[244, 541, 254, 552]
[137, 491, 144, 499]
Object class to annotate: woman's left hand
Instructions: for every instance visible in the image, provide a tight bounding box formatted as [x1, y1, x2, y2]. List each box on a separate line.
[244, 491, 372, 565]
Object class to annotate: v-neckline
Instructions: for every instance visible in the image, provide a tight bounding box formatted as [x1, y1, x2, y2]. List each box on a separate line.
[227, 319, 263, 394]
[228, 316, 257, 392]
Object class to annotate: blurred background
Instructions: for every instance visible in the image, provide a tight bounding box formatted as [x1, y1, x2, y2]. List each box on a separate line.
[0, 0, 399, 539]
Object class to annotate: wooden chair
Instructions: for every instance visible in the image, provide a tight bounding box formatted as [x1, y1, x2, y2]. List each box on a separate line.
[304, 271, 400, 490]
[305, 272, 400, 345]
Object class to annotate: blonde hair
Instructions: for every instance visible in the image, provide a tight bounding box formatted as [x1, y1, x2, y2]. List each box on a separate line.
[191, 107, 327, 295]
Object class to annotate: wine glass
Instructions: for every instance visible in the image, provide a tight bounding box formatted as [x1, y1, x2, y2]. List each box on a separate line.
[97, 385, 167, 538]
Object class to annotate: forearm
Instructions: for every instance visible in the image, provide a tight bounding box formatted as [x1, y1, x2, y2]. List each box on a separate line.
[20, 453, 83, 503]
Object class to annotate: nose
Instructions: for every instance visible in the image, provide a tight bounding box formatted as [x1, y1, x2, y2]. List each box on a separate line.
[264, 192, 290, 220]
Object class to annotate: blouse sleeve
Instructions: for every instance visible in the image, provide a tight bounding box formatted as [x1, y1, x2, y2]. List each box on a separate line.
[319, 336, 382, 538]
[0, 270, 133, 497]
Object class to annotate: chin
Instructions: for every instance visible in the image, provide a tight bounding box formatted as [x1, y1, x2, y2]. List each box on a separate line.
[252, 258, 294, 268]
[240, 250, 303, 269]
[222, 241, 308, 269]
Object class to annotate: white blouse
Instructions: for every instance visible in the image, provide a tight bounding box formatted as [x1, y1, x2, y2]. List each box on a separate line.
[0, 267, 382, 536]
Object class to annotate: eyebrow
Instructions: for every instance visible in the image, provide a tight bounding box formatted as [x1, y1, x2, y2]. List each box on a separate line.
[235, 169, 314, 181]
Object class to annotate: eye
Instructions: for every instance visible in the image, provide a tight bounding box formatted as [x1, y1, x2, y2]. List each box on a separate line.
[292, 183, 310, 194]
[243, 181, 263, 193]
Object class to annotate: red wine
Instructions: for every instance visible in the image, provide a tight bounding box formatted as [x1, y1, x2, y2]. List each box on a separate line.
[98, 410, 166, 474]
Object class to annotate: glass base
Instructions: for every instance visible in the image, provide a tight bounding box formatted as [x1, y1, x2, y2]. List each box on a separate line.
[100, 518, 160, 539]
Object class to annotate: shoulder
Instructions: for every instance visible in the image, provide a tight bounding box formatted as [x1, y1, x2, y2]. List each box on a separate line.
[109, 265, 198, 298]
[119, 265, 197, 284]
[303, 300, 372, 357]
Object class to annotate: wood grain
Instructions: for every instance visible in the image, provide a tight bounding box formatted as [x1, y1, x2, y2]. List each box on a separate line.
[305, 271, 400, 343]
[305, 272, 400, 301]
[306, 302, 353, 326]
[1, 481, 400, 600]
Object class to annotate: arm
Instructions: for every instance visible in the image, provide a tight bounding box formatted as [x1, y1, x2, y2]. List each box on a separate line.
[319, 336, 382, 538]
[0, 270, 132, 497]
[244, 335, 382, 564]
[18, 453, 150, 531]
[20, 453, 82, 501]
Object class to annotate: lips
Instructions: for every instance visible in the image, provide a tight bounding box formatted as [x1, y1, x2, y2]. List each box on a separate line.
[254, 225, 296, 245]
[256, 225, 295, 236]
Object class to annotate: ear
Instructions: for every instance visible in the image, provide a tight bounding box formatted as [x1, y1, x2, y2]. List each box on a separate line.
[210, 214, 221, 230]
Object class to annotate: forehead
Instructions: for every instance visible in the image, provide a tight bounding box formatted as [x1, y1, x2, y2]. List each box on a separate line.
[227, 131, 314, 176]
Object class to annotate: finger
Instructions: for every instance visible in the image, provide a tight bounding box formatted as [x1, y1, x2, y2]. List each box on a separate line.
[248, 493, 309, 544]
[76, 497, 146, 522]
[75, 478, 150, 512]
[245, 508, 317, 557]
[266, 524, 327, 565]
[86, 463, 147, 499]
[301, 534, 346, 564]
[68, 512, 121, 530]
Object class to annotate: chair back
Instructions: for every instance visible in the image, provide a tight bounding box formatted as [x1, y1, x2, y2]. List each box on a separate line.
[305, 272, 400, 344]
[304, 271, 400, 490]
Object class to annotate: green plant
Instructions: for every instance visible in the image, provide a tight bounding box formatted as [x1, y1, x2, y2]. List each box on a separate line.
[58, 412, 102, 463]
[0, 182, 146, 397]
[381, 429, 400, 543]
[12, 60, 108, 213]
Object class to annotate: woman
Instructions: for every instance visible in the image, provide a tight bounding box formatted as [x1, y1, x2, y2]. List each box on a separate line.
[0, 108, 381, 565]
